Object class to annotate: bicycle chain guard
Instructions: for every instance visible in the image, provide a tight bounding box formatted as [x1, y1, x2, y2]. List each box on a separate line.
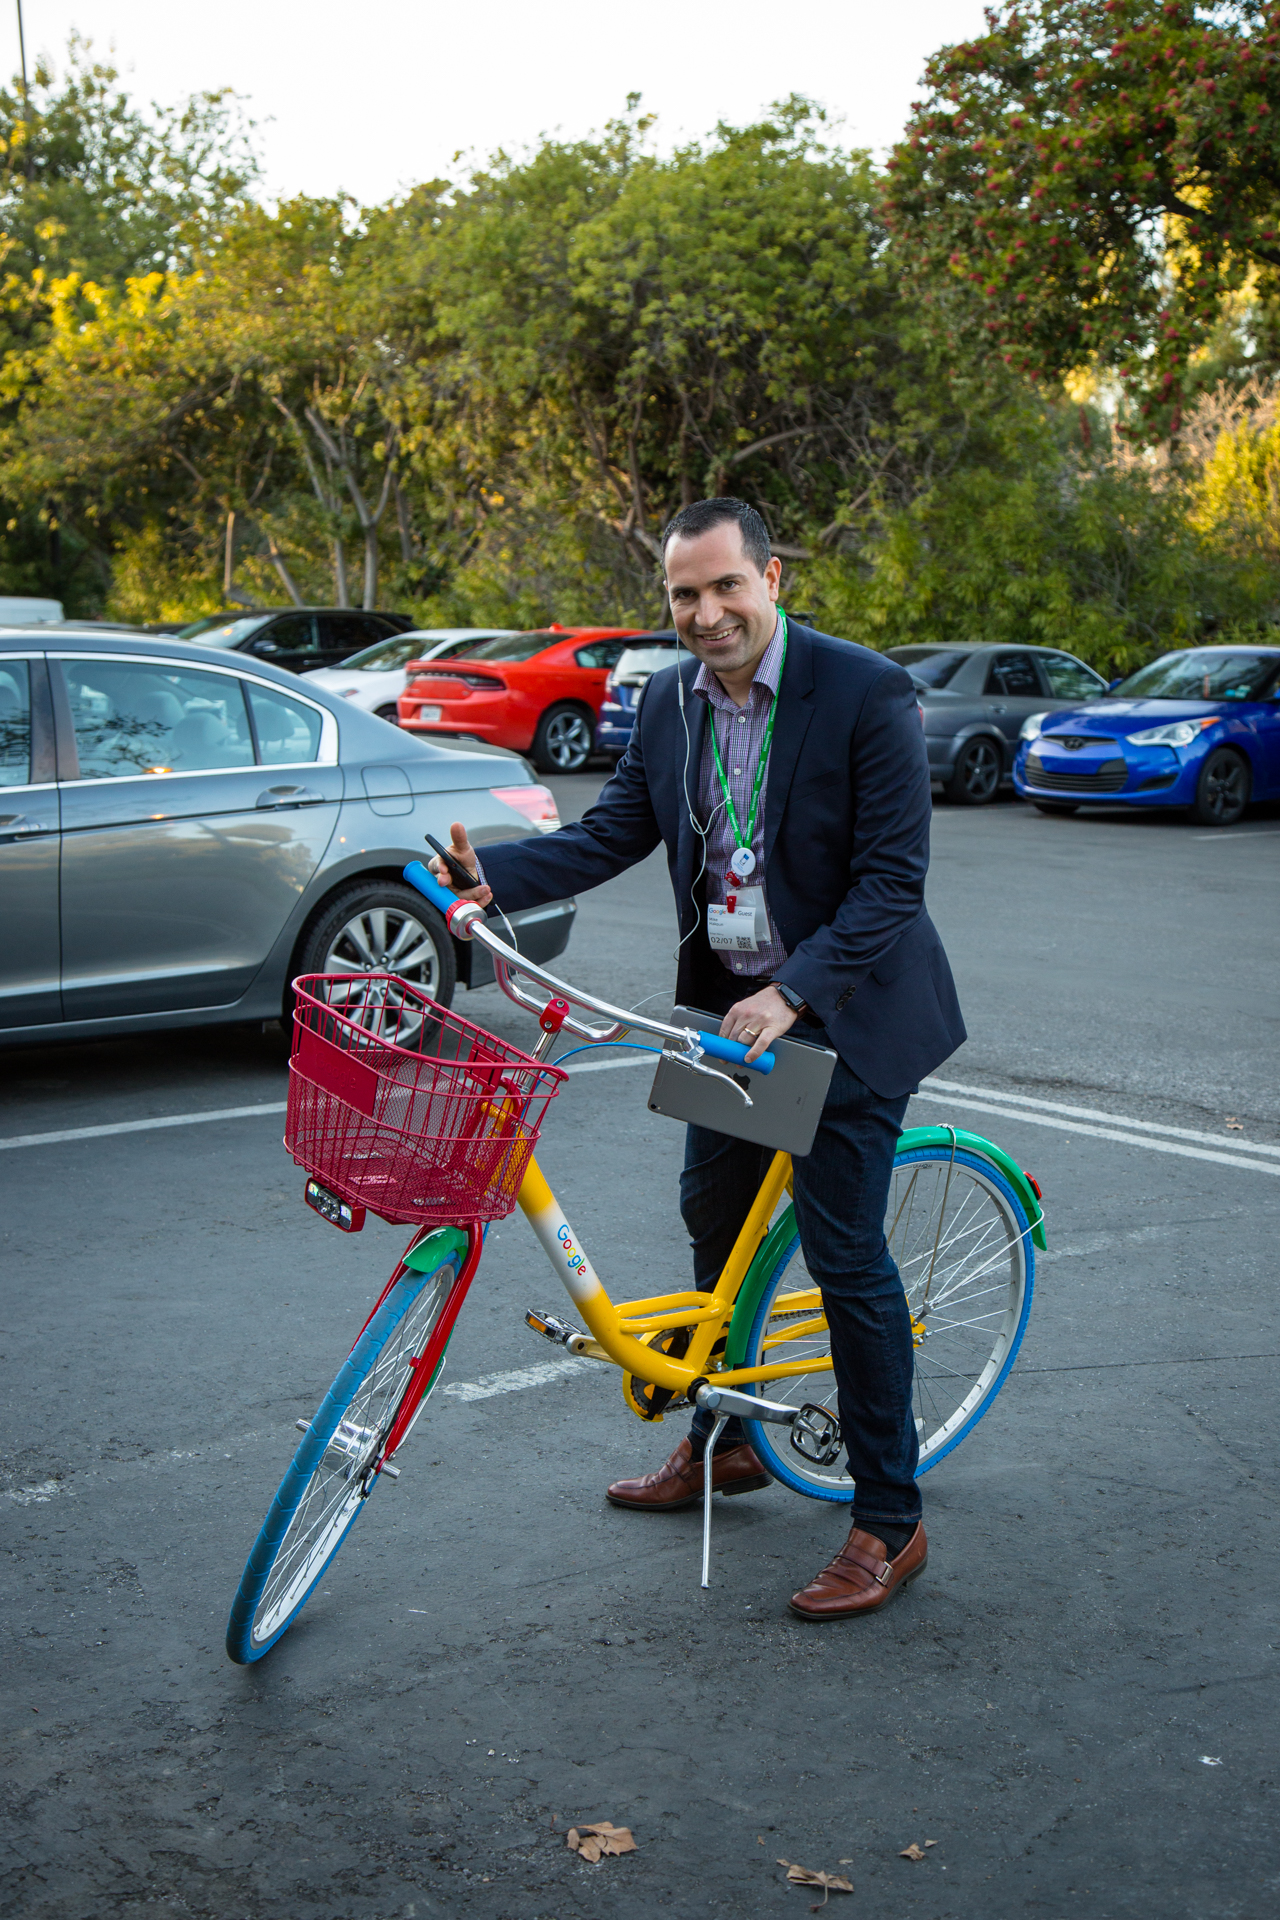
[789, 1401, 842, 1467]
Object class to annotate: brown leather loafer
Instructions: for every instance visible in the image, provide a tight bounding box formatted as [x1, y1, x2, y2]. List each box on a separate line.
[606, 1435, 772, 1511]
[788, 1520, 927, 1619]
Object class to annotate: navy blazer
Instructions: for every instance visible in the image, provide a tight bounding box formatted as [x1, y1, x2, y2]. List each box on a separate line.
[478, 622, 965, 1098]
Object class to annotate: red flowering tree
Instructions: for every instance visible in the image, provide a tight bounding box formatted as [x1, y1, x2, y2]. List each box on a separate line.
[884, 2, 1280, 433]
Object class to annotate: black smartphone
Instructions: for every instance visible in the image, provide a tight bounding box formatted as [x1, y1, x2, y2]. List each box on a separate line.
[424, 831, 481, 892]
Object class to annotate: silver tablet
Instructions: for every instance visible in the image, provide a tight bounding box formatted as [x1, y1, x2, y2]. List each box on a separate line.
[646, 1005, 837, 1156]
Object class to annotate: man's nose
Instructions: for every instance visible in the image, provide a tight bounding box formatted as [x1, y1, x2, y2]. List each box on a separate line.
[695, 595, 726, 629]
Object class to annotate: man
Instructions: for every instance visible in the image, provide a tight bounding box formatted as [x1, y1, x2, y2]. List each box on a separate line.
[429, 498, 965, 1619]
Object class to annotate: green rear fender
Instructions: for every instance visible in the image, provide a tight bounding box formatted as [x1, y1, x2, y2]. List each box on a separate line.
[723, 1125, 1046, 1371]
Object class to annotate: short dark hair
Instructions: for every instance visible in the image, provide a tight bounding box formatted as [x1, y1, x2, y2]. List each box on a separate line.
[661, 497, 772, 576]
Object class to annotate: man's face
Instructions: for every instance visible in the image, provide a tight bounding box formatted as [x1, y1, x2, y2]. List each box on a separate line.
[664, 523, 782, 678]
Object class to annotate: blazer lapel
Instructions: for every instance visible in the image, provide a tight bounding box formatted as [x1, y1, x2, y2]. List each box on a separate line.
[763, 624, 816, 869]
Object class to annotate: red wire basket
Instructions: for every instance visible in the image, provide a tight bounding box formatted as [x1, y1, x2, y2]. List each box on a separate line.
[285, 974, 566, 1226]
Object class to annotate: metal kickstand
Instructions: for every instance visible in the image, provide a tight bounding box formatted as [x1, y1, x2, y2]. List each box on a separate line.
[700, 1411, 729, 1589]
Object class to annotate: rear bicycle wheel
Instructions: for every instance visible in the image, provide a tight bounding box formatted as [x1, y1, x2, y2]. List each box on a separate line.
[226, 1247, 462, 1664]
[740, 1148, 1034, 1500]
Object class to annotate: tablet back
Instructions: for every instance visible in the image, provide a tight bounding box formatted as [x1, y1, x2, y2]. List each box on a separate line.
[646, 1005, 837, 1156]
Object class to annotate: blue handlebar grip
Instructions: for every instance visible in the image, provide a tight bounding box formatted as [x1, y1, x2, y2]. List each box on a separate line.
[403, 859, 463, 915]
[698, 1030, 776, 1075]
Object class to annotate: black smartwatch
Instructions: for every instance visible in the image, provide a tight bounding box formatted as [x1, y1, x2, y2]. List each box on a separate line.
[769, 980, 809, 1020]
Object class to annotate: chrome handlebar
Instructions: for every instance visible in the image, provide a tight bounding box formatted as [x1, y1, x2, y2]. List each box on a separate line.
[400, 861, 776, 1092]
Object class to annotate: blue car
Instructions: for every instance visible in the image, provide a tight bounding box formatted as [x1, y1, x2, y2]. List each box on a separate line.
[1014, 645, 1280, 826]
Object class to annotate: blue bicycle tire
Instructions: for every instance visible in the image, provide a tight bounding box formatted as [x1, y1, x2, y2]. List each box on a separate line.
[225, 1251, 460, 1664]
[741, 1148, 1035, 1501]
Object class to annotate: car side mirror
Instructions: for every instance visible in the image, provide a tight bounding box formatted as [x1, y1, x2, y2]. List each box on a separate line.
[252, 639, 280, 655]
[1107, 677, 1123, 691]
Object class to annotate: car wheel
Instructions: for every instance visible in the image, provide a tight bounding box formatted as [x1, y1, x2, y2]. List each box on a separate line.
[374, 703, 400, 725]
[943, 736, 1002, 805]
[1190, 747, 1250, 827]
[290, 881, 456, 1039]
[532, 703, 594, 773]
[1032, 801, 1079, 816]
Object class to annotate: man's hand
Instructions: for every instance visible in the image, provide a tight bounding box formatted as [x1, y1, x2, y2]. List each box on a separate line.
[427, 821, 493, 907]
[719, 985, 798, 1065]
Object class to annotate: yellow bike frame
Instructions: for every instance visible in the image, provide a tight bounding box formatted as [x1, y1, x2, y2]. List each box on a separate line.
[516, 1147, 832, 1397]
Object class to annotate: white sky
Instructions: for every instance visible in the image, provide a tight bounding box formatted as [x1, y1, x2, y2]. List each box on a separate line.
[15, 0, 989, 206]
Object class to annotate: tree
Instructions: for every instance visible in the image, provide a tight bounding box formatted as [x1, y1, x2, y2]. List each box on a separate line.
[0, 34, 258, 289]
[412, 99, 973, 623]
[884, 1, 1280, 434]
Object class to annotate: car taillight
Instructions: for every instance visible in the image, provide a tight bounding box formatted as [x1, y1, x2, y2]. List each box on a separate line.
[604, 671, 618, 693]
[490, 784, 561, 832]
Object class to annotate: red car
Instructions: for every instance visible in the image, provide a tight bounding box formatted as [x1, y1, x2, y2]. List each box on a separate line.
[397, 625, 643, 773]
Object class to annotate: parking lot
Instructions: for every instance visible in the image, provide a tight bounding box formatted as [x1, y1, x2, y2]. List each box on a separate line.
[3, 784, 1279, 1920]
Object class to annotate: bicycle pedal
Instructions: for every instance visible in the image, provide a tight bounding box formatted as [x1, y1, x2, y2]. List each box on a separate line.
[790, 1402, 842, 1467]
[295, 1420, 312, 1434]
[525, 1308, 583, 1347]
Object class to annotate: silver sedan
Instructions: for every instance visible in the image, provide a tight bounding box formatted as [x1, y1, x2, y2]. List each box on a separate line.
[886, 643, 1109, 805]
[0, 631, 573, 1046]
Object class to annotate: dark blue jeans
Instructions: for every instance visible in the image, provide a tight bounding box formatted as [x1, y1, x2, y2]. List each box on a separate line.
[681, 1045, 920, 1532]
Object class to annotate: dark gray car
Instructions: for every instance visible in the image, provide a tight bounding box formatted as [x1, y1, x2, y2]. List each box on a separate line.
[885, 643, 1109, 804]
[0, 632, 574, 1046]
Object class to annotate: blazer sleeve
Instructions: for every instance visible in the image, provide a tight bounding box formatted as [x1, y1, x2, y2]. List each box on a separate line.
[775, 664, 933, 1023]
[476, 687, 664, 913]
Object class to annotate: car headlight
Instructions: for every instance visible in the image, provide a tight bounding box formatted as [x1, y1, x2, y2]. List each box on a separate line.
[1019, 712, 1050, 742]
[1128, 718, 1216, 748]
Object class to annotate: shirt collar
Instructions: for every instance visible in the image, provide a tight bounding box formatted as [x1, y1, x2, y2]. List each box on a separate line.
[691, 613, 784, 705]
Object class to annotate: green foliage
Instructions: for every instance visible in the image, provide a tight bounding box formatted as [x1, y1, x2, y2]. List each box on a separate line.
[885, 1, 1280, 435]
[793, 402, 1256, 675]
[0, 52, 1276, 654]
[0, 34, 259, 287]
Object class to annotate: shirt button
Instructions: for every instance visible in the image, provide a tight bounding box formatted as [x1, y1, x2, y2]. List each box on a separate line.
[735, 962, 743, 972]
[737, 714, 747, 724]
[733, 767, 741, 775]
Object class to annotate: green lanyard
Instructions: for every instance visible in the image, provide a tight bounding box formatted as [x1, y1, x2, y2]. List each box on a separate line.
[707, 609, 789, 863]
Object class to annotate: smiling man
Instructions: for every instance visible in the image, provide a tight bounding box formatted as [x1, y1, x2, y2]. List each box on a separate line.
[429, 497, 965, 1618]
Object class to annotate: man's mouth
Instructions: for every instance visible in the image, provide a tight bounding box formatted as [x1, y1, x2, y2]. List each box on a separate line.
[694, 625, 741, 645]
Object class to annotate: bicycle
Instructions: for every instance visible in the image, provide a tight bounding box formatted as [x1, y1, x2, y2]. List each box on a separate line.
[225, 861, 1045, 1663]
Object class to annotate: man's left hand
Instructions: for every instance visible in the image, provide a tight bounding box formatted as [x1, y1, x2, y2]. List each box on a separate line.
[720, 985, 798, 1065]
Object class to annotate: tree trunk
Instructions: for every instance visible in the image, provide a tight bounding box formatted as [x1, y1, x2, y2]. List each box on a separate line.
[362, 527, 378, 610]
[395, 481, 414, 566]
[333, 539, 349, 606]
[223, 510, 236, 597]
[266, 535, 305, 606]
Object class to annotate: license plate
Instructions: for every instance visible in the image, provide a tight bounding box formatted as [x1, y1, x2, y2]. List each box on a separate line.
[419, 705, 442, 722]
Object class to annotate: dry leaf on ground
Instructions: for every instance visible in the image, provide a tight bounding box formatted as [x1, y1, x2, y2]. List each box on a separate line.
[899, 1842, 926, 1861]
[776, 1859, 854, 1904]
[566, 1820, 637, 1863]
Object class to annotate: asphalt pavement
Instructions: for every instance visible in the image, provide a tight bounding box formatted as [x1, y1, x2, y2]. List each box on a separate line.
[3, 782, 1279, 1920]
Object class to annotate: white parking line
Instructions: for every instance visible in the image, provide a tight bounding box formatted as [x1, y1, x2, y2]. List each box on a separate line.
[0, 1101, 288, 1151]
[0, 1053, 653, 1152]
[441, 1357, 591, 1402]
[921, 1076, 1280, 1157]
[912, 1089, 1280, 1177]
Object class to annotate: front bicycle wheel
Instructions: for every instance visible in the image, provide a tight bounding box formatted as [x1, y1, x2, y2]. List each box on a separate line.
[740, 1148, 1034, 1501]
[226, 1247, 461, 1663]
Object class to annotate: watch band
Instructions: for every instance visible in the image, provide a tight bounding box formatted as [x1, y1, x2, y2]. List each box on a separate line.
[769, 980, 808, 1018]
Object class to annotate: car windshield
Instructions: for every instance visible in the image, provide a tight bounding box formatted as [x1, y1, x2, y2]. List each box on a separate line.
[885, 648, 971, 687]
[1113, 650, 1278, 702]
[184, 614, 273, 648]
[454, 631, 565, 663]
[340, 634, 434, 671]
